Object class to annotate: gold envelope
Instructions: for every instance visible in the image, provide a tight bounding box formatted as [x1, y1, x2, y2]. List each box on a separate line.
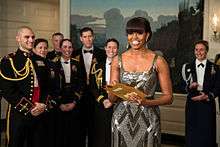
[106, 83, 146, 101]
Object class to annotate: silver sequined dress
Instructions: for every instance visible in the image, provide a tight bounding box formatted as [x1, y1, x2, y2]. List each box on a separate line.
[112, 55, 160, 147]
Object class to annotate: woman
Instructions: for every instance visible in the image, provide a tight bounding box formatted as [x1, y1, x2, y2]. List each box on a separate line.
[183, 40, 220, 147]
[31, 38, 57, 147]
[32, 38, 51, 100]
[106, 17, 173, 147]
[32, 38, 48, 58]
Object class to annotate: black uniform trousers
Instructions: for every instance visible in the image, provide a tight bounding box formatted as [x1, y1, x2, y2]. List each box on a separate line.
[53, 108, 81, 147]
[185, 98, 216, 147]
[79, 91, 95, 147]
[8, 109, 47, 147]
[79, 90, 112, 147]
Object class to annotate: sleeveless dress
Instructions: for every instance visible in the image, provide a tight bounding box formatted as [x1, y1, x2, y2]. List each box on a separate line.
[111, 55, 161, 147]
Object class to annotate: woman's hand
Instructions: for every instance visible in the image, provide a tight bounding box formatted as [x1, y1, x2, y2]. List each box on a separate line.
[60, 102, 76, 111]
[106, 80, 119, 103]
[189, 82, 199, 89]
[103, 99, 113, 108]
[127, 92, 145, 105]
[191, 92, 209, 101]
[31, 102, 47, 116]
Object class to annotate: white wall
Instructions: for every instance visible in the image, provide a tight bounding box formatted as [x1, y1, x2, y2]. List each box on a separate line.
[0, 0, 59, 57]
[204, 0, 220, 59]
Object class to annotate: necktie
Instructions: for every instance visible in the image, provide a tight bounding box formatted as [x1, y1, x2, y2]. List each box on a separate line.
[64, 61, 69, 64]
[198, 63, 204, 68]
[84, 50, 93, 54]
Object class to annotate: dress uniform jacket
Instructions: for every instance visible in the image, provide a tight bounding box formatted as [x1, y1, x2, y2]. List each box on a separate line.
[183, 60, 220, 147]
[51, 57, 85, 147]
[53, 57, 84, 105]
[30, 53, 57, 147]
[0, 49, 55, 147]
[0, 49, 38, 107]
[31, 53, 57, 103]
[89, 60, 112, 147]
[46, 50, 61, 61]
[74, 47, 106, 147]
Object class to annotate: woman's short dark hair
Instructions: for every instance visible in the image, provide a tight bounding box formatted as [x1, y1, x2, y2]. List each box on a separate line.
[34, 38, 48, 48]
[194, 40, 209, 52]
[59, 39, 72, 48]
[126, 17, 152, 42]
[105, 38, 119, 48]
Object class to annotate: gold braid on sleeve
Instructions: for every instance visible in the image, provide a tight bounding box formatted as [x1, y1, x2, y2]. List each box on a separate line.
[91, 63, 103, 89]
[0, 58, 33, 81]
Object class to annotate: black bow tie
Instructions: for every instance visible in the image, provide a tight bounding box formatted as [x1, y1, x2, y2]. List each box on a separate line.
[198, 63, 204, 68]
[64, 61, 69, 64]
[83, 50, 93, 54]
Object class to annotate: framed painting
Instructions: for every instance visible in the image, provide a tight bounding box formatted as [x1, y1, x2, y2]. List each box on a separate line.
[70, 0, 204, 93]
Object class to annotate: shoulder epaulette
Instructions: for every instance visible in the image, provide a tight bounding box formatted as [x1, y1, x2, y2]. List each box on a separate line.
[75, 55, 80, 61]
[51, 56, 60, 63]
[0, 57, 32, 81]
[71, 57, 79, 62]
[3, 52, 16, 59]
[8, 52, 16, 58]
[0, 53, 15, 63]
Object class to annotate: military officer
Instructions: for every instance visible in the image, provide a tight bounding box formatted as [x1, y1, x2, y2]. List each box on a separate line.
[46, 32, 64, 61]
[31, 38, 59, 147]
[74, 27, 106, 147]
[89, 38, 119, 147]
[0, 26, 47, 147]
[52, 39, 84, 147]
[182, 40, 220, 147]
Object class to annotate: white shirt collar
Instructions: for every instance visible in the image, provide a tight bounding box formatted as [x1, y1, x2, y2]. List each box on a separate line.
[19, 47, 30, 53]
[106, 58, 112, 65]
[82, 46, 94, 51]
[196, 59, 207, 67]
[61, 57, 70, 64]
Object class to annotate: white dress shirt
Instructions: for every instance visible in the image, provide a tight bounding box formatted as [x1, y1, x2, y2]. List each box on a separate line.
[196, 59, 207, 91]
[105, 58, 112, 85]
[82, 46, 93, 84]
[82, 46, 93, 74]
[61, 57, 71, 83]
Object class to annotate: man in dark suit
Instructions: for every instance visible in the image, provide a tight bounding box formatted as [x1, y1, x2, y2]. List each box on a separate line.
[46, 32, 64, 60]
[182, 40, 220, 147]
[74, 27, 106, 147]
[215, 53, 220, 67]
[89, 38, 119, 147]
[0, 26, 48, 147]
[52, 39, 84, 147]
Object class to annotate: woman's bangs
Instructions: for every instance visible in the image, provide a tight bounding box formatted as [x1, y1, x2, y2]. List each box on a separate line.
[126, 28, 145, 34]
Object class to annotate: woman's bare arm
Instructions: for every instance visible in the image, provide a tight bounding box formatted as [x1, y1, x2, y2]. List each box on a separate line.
[108, 55, 120, 103]
[136, 56, 173, 106]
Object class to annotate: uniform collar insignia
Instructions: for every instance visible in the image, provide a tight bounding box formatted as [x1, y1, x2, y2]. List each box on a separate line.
[36, 60, 45, 66]
[211, 65, 216, 75]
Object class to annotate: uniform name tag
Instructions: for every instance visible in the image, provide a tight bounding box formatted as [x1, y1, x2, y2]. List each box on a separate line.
[36, 61, 45, 66]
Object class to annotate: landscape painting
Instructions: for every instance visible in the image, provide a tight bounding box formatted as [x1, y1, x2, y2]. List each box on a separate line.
[70, 0, 204, 93]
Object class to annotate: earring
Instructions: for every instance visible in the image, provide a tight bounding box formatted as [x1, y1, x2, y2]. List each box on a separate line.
[126, 43, 131, 50]
[145, 43, 148, 48]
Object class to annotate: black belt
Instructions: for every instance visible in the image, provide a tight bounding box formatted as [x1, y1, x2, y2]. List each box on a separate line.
[64, 83, 71, 88]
